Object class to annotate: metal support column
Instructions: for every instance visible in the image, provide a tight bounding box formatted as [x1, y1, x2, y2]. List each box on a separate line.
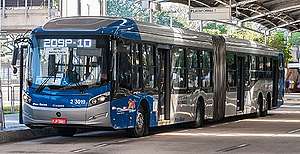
[48, 0, 51, 19]
[188, 0, 191, 20]
[77, 0, 81, 16]
[229, 0, 232, 23]
[59, 0, 63, 14]
[99, 0, 106, 16]
[149, 0, 153, 23]
[19, 46, 25, 124]
[1, 0, 5, 31]
[0, 52, 4, 130]
[264, 30, 269, 45]
[199, 20, 203, 32]
[0, 0, 5, 130]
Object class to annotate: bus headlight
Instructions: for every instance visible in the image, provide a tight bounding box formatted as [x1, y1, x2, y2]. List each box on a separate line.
[89, 92, 110, 107]
[23, 93, 32, 104]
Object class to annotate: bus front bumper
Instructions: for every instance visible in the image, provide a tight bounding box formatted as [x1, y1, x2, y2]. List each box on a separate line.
[23, 102, 112, 128]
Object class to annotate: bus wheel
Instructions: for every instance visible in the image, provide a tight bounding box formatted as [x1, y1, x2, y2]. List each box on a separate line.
[25, 124, 45, 129]
[128, 106, 147, 137]
[257, 95, 266, 117]
[57, 128, 77, 137]
[192, 102, 205, 128]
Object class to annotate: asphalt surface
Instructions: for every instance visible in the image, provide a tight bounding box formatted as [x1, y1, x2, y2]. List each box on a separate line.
[1, 94, 300, 154]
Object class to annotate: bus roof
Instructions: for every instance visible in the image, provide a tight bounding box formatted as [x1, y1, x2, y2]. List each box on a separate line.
[33, 16, 280, 56]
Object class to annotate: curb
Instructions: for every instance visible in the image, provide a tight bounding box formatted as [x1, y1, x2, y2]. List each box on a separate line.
[0, 127, 58, 144]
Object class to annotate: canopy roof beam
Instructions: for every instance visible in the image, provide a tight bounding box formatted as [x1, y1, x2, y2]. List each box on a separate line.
[269, 19, 300, 31]
[240, 4, 300, 23]
[232, 0, 258, 7]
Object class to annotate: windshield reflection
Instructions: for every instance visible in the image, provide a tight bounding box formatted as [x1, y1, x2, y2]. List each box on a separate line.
[28, 38, 108, 90]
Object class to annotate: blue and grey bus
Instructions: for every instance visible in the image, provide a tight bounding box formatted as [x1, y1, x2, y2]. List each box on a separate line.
[13, 16, 284, 137]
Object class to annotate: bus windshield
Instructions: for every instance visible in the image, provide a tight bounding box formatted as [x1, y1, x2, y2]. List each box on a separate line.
[28, 38, 108, 89]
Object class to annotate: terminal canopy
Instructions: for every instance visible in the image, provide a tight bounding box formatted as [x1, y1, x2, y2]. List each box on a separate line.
[170, 0, 300, 32]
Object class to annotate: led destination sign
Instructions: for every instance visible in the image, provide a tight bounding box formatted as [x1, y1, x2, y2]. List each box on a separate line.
[40, 39, 96, 48]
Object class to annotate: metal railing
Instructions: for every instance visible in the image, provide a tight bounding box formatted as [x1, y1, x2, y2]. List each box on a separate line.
[0, 80, 5, 130]
[0, 87, 4, 130]
[1, 84, 20, 113]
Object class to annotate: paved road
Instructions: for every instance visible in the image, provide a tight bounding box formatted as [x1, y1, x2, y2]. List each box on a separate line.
[1, 96, 300, 154]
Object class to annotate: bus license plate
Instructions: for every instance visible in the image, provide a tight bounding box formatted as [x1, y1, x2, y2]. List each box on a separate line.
[51, 118, 67, 124]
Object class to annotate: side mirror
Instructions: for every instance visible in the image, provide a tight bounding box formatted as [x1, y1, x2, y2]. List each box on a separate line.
[11, 47, 19, 74]
[12, 67, 18, 74]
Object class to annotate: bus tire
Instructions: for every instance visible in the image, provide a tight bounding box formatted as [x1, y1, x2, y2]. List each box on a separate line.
[128, 105, 148, 137]
[191, 101, 205, 128]
[257, 95, 265, 117]
[57, 128, 77, 137]
[25, 124, 45, 129]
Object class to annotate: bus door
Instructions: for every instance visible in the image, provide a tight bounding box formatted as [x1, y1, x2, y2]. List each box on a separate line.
[157, 47, 171, 121]
[237, 56, 245, 111]
[272, 58, 279, 108]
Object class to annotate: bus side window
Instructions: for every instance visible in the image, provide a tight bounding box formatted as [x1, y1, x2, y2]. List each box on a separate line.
[226, 52, 237, 91]
[142, 44, 156, 89]
[250, 56, 257, 79]
[187, 49, 199, 89]
[131, 43, 142, 90]
[117, 41, 132, 90]
[244, 55, 251, 86]
[172, 48, 186, 89]
[200, 50, 213, 91]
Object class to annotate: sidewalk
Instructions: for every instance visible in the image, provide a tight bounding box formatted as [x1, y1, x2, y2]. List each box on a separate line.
[0, 113, 58, 144]
[2, 113, 27, 131]
[284, 93, 300, 102]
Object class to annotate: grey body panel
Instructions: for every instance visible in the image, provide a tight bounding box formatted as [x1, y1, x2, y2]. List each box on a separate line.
[23, 102, 111, 127]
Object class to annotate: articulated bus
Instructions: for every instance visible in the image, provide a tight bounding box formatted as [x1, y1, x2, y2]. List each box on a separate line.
[13, 17, 284, 137]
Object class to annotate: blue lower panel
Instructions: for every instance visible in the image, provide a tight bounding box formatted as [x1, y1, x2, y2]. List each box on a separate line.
[110, 94, 158, 129]
[110, 96, 139, 129]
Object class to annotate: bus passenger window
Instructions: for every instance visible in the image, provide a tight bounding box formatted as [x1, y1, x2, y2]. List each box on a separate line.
[258, 56, 264, 78]
[187, 49, 199, 88]
[259, 57, 264, 70]
[131, 43, 142, 90]
[143, 44, 156, 89]
[117, 41, 132, 90]
[244, 56, 251, 86]
[250, 56, 258, 79]
[172, 48, 186, 88]
[200, 50, 213, 91]
[226, 53, 237, 90]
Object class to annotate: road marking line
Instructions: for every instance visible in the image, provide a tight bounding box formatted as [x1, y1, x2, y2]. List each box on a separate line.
[117, 139, 130, 143]
[95, 143, 108, 147]
[288, 128, 300, 134]
[217, 144, 249, 152]
[178, 130, 190, 133]
[240, 119, 300, 123]
[281, 105, 300, 108]
[209, 121, 239, 128]
[71, 148, 89, 153]
[269, 111, 300, 114]
[157, 132, 300, 138]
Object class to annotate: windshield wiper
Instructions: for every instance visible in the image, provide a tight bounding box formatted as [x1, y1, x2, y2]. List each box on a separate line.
[35, 61, 60, 93]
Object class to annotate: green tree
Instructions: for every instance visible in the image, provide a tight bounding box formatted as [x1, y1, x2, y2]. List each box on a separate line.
[107, 0, 188, 28]
[268, 32, 292, 63]
[153, 11, 187, 28]
[289, 32, 300, 45]
[107, 0, 148, 21]
[203, 23, 227, 35]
